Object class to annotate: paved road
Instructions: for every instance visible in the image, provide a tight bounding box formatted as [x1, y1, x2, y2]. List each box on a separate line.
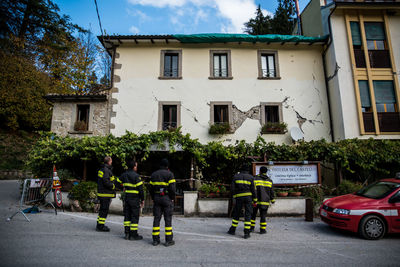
[1, 180, 399, 267]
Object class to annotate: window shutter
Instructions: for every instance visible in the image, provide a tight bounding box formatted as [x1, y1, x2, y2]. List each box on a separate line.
[350, 22, 362, 46]
[373, 81, 396, 104]
[364, 22, 385, 41]
[358, 81, 371, 108]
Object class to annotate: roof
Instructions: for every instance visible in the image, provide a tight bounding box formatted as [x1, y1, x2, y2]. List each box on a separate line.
[98, 33, 328, 48]
[45, 92, 107, 102]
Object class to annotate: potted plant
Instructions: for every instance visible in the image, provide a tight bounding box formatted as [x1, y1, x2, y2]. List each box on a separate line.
[74, 120, 87, 131]
[209, 122, 231, 135]
[261, 122, 288, 134]
[199, 183, 211, 198]
[289, 187, 302, 197]
[276, 189, 288, 197]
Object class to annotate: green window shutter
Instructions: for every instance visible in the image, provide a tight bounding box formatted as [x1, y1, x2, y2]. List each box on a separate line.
[373, 81, 396, 104]
[350, 22, 362, 46]
[358, 80, 371, 108]
[364, 22, 385, 41]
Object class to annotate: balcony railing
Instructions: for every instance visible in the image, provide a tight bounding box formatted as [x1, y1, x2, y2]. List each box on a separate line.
[162, 122, 177, 130]
[362, 112, 375, 132]
[354, 49, 366, 68]
[368, 50, 391, 68]
[378, 112, 400, 132]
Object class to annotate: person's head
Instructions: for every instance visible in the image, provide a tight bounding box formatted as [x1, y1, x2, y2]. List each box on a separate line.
[127, 160, 137, 171]
[160, 158, 169, 168]
[260, 166, 268, 175]
[240, 162, 251, 172]
[104, 156, 112, 166]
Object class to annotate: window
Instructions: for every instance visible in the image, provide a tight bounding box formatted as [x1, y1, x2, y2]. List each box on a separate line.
[258, 50, 280, 79]
[358, 80, 375, 132]
[209, 50, 232, 79]
[364, 22, 390, 68]
[373, 81, 397, 113]
[210, 101, 233, 125]
[158, 101, 181, 131]
[350, 22, 366, 68]
[159, 50, 182, 79]
[75, 104, 90, 131]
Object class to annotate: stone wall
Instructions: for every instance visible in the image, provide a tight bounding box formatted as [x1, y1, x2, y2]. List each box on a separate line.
[50, 101, 109, 137]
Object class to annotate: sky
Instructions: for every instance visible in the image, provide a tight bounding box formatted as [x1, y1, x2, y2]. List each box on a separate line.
[53, 0, 309, 36]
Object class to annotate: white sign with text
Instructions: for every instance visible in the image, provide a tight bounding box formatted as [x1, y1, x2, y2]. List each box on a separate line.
[255, 164, 319, 184]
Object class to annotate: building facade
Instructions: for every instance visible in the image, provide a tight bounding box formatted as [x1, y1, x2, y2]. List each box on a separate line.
[299, 0, 400, 140]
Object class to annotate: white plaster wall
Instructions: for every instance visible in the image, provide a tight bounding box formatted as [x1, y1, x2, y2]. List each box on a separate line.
[388, 15, 400, 91]
[111, 43, 331, 144]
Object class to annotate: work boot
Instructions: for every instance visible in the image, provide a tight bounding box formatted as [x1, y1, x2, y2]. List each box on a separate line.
[227, 226, 236, 235]
[165, 235, 175, 247]
[244, 230, 250, 239]
[260, 229, 267, 234]
[96, 224, 110, 232]
[152, 236, 160, 246]
[124, 227, 130, 240]
[130, 231, 143, 241]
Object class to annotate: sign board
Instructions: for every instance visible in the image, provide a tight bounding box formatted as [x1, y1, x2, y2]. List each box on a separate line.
[252, 162, 321, 186]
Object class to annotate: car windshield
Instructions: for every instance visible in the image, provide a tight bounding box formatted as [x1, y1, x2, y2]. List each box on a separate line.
[356, 181, 400, 199]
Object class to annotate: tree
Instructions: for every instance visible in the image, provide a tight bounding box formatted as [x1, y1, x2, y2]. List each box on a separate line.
[243, 5, 272, 35]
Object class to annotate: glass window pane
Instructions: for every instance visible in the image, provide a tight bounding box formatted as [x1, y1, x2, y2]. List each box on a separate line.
[214, 105, 228, 123]
[213, 55, 220, 76]
[350, 22, 362, 46]
[376, 40, 385, 50]
[265, 106, 279, 123]
[386, 104, 395, 112]
[171, 55, 178, 77]
[373, 80, 396, 104]
[220, 54, 227, 77]
[164, 55, 171, 76]
[358, 80, 371, 108]
[261, 55, 267, 77]
[365, 22, 385, 41]
[376, 104, 385, 113]
[367, 40, 375, 50]
[267, 55, 275, 77]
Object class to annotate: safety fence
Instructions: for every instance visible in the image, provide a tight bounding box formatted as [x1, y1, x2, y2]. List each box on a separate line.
[7, 178, 58, 222]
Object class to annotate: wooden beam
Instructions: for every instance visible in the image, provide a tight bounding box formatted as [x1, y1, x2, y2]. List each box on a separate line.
[134, 39, 138, 44]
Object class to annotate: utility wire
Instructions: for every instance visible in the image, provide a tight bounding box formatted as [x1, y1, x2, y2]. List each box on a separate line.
[94, 0, 104, 38]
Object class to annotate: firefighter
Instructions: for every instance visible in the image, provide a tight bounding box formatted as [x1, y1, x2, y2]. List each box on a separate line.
[227, 163, 257, 239]
[250, 166, 275, 234]
[117, 160, 144, 240]
[148, 159, 176, 246]
[96, 156, 117, 232]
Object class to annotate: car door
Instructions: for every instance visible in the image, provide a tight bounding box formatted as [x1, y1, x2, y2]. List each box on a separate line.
[388, 190, 400, 232]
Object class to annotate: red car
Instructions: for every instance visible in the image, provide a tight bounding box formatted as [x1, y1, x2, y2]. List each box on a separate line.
[320, 176, 400, 240]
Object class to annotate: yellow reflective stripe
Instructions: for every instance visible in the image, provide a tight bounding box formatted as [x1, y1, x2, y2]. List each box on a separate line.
[168, 179, 176, 184]
[110, 176, 116, 182]
[233, 192, 252, 198]
[123, 183, 136, 187]
[98, 171, 103, 178]
[235, 180, 251, 185]
[232, 223, 238, 227]
[123, 221, 131, 226]
[260, 222, 267, 225]
[260, 226, 266, 229]
[232, 219, 239, 223]
[244, 221, 251, 225]
[165, 232, 172, 235]
[244, 226, 251, 229]
[116, 177, 122, 183]
[251, 220, 255, 223]
[135, 181, 143, 186]
[271, 199, 276, 203]
[165, 227, 173, 230]
[125, 190, 139, 194]
[152, 232, 160, 235]
[150, 181, 168, 186]
[257, 201, 270, 206]
[97, 193, 115, 197]
[97, 221, 105, 224]
[130, 227, 138, 230]
[153, 227, 160, 230]
[253, 198, 258, 202]
[112, 184, 115, 190]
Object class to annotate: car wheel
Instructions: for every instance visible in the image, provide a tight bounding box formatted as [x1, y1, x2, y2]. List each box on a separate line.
[358, 215, 386, 240]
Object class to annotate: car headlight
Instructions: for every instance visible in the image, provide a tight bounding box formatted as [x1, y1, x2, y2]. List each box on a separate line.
[333, 208, 350, 215]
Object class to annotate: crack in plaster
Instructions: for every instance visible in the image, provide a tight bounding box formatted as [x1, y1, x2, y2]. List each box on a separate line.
[327, 62, 340, 82]
[231, 105, 261, 132]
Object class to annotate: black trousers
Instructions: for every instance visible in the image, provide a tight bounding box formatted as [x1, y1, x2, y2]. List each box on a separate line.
[251, 205, 269, 230]
[124, 198, 141, 233]
[152, 195, 173, 240]
[231, 196, 252, 232]
[97, 197, 111, 226]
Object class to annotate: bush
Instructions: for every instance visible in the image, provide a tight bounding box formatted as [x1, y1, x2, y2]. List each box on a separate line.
[336, 180, 363, 195]
[302, 186, 325, 213]
[209, 123, 231, 135]
[69, 181, 97, 211]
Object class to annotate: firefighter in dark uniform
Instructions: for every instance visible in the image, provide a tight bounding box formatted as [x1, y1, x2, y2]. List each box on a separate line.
[116, 160, 144, 240]
[148, 159, 176, 246]
[227, 163, 257, 239]
[96, 156, 117, 232]
[250, 166, 275, 234]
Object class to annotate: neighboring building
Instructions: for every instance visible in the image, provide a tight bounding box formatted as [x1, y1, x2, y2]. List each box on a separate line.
[46, 33, 332, 144]
[298, 0, 400, 140]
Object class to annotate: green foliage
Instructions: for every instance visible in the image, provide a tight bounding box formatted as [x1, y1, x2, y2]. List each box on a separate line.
[336, 180, 363, 196]
[209, 123, 231, 135]
[244, 4, 273, 35]
[261, 122, 288, 134]
[302, 186, 324, 212]
[199, 182, 227, 197]
[69, 181, 97, 211]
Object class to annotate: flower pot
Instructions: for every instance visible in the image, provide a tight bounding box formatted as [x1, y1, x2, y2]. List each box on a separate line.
[198, 192, 207, 198]
[289, 192, 302, 197]
[208, 192, 216, 198]
[277, 192, 288, 197]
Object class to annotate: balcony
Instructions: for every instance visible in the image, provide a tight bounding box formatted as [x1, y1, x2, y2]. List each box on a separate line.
[362, 112, 375, 132]
[368, 50, 391, 68]
[354, 49, 366, 68]
[378, 112, 400, 132]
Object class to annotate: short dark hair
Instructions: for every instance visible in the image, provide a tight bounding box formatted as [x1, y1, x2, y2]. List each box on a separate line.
[127, 160, 137, 169]
[104, 156, 112, 164]
[260, 166, 268, 174]
[241, 162, 251, 172]
[160, 158, 169, 168]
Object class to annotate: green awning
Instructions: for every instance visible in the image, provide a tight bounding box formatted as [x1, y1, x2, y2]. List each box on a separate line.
[172, 33, 328, 44]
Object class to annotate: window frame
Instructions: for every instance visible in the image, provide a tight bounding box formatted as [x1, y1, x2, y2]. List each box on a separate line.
[209, 101, 233, 126]
[209, 50, 232, 80]
[70, 103, 92, 134]
[260, 102, 283, 126]
[257, 50, 280, 80]
[158, 101, 181, 131]
[159, 50, 182, 79]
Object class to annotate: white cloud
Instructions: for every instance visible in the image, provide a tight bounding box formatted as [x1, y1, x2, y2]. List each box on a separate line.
[127, 0, 273, 33]
[126, 9, 151, 22]
[129, 25, 140, 34]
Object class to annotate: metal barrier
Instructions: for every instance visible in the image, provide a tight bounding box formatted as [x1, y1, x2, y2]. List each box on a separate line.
[7, 178, 57, 222]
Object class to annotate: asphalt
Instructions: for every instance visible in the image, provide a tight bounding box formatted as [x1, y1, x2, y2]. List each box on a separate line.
[1, 180, 399, 267]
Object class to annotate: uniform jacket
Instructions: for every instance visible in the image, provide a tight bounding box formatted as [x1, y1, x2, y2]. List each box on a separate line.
[148, 167, 176, 200]
[97, 164, 116, 198]
[231, 171, 257, 202]
[254, 173, 275, 206]
[117, 169, 144, 201]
